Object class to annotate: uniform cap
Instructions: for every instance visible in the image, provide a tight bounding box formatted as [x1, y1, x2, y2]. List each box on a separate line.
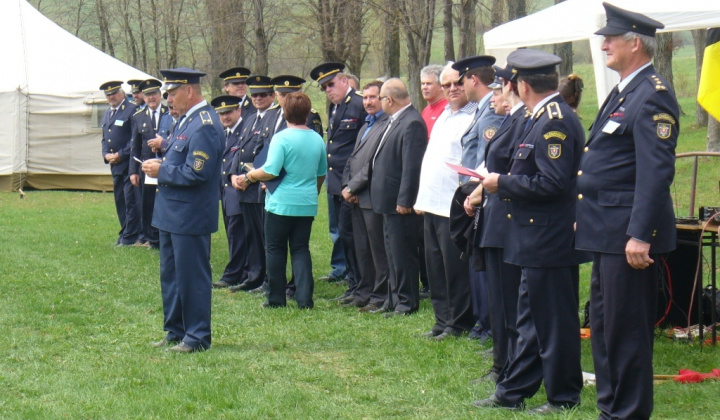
[452, 55, 496, 80]
[219, 67, 251, 83]
[127, 79, 144, 93]
[138, 79, 162, 94]
[99, 81, 123, 95]
[310, 62, 345, 85]
[506, 49, 561, 76]
[159, 68, 206, 91]
[595, 2, 664, 37]
[270, 75, 306, 93]
[210, 95, 242, 113]
[247, 75, 274, 94]
[493, 64, 516, 81]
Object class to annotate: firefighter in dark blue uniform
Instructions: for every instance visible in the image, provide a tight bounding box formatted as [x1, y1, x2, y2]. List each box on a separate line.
[100, 80, 141, 246]
[226, 75, 282, 293]
[219, 67, 256, 115]
[310, 62, 367, 295]
[210, 95, 247, 289]
[142, 68, 223, 353]
[576, 4, 676, 419]
[129, 78, 171, 249]
[475, 49, 589, 414]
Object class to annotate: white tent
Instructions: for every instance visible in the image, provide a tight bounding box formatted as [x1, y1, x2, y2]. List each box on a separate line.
[0, 0, 152, 191]
[483, 0, 720, 107]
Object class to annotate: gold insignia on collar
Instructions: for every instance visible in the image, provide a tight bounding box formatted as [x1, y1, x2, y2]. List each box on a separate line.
[546, 102, 563, 120]
[244, 100, 249, 106]
[345, 96, 351, 104]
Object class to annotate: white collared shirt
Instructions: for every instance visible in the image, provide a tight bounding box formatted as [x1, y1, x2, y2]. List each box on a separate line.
[178, 100, 208, 129]
[618, 62, 652, 92]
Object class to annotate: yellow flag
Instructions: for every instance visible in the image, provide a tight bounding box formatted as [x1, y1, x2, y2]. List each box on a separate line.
[698, 28, 720, 121]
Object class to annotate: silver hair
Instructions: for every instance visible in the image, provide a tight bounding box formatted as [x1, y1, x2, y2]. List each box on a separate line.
[621, 32, 657, 58]
[420, 64, 444, 83]
[439, 61, 456, 83]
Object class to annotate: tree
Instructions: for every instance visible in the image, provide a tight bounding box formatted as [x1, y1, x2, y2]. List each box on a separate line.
[507, 0, 525, 20]
[490, 0, 505, 28]
[654, 32, 675, 95]
[394, 0, 437, 108]
[383, 7, 401, 78]
[253, 0, 269, 75]
[457, 0, 477, 58]
[553, 0, 572, 76]
[692, 29, 709, 127]
[443, 0, 454, 61]
[309, 0, 368, 77]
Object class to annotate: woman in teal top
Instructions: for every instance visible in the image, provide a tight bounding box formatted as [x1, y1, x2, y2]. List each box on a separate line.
[241, 92, 327, 308]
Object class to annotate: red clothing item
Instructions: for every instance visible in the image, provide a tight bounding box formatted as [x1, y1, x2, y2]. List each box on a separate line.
[421, 98, 448, 141]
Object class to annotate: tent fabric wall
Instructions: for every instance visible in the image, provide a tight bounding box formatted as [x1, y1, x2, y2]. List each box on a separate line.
[483, 0, 720, 107]
[0, 0, 151, 191]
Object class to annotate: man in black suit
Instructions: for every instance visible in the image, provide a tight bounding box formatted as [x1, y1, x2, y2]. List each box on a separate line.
[370, 78, 427, 316]
[476, 49, 588, 414]
[341, 81, 390, 310]
[100, 81, 140, 247]
[310, 63, 367, 294]
[210, 95, 246, 289]
[130, 79, 171, 249]
[576, 4, 677, 419]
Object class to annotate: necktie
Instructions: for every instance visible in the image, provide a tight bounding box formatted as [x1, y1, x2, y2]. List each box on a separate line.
[110, 108, 117, 119]
[252, 114, 262, 131]
[151, 111, 158, 132]
[360, 116, 376, 143]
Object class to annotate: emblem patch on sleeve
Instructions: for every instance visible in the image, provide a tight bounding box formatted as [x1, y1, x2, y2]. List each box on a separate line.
[483, 126, 498, 141]
[543, 131, 567, 141]
[657, 123, 671, 139]
[548, 144, 561, 159]
[193, 158, 205, 171]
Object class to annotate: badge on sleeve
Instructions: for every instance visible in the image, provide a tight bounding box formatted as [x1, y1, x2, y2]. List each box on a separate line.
[657, 123, 671, 139]
[193, 158, 205, 171]
[483, 126, 498, 141]
[548, 144, 561, 159]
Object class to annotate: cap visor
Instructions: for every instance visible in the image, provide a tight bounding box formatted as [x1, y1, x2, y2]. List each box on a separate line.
[595, 25, 626, 36]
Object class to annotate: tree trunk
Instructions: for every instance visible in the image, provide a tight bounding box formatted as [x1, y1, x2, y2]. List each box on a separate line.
[692, 29, 709, 127]
[253, 0, 269, 75]
[399, 0, 436, 108]
[443, 0, 454, 62]
[708, 117, 720, 152]
[458, 0, 476, 58]
[507, 0, 525, 20]
[383, 8, 401, 78]
[137, 0, 147, 71]
[490, 0, 504, 28]
[655, 32, 675, 93]
[553, 0, 572, 76]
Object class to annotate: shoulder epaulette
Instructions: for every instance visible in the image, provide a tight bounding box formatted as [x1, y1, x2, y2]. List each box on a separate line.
[546, 102, 563, 120]
[133, 108, 144, 116]
[649, 74, 667, 91]
[311, 108, 318, 114]
[354, 90, 363, 97]
[269, 103, 281, 110]
[199, 110, 213, 125]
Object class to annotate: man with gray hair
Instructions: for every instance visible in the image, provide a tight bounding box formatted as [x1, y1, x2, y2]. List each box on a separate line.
[576, 3, 678, 419]
[420, 64, 447, 138]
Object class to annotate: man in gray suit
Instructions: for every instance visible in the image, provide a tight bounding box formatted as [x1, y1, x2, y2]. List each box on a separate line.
[370, 78, 428, 316]
[341, 81, 390, 311]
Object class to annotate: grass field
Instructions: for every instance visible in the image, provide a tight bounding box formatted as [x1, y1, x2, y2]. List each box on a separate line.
[3, 46, 720, 418]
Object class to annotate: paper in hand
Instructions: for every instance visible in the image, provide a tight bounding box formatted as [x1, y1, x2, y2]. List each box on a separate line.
[445, 162, 485, 180]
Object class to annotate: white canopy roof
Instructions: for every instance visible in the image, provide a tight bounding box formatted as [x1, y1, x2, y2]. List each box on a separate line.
[484, 0, 720, 106]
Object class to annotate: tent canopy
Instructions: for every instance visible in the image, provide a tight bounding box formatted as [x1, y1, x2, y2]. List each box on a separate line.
[0, 0, 151, 191]
[484, 0, 720, 106]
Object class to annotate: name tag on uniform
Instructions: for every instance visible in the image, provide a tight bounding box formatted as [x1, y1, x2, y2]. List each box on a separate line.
[145, 175, 158, 185]
[114, 119, 125, 126]
[602, 120, 620, 134]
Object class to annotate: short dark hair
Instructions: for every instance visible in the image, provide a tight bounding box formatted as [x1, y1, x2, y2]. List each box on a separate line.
[517, 73, 559, 94]
[283, 91, 312, 125]
[465, 66, 495, 86]
[362, 80, 384, 92]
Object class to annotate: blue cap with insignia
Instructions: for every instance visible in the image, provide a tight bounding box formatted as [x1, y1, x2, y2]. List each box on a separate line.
[127, 79, 144, 93]
[247, 75, 274, 94]
[488, 76, 503, 90]
[160, 68, 206, 91]
[452, 55, 496, 80]
[210, 95, 242, 113]
[219, 67, 251, 84]
[99, 81, 123, 95]
[138, 79, 162, 94]
[595, 2, 664, 38]
[493, 64, 515, 81]
[310, 62, 345, 85]
[271, 75, 306, 93]
[506, 49, 561, 76]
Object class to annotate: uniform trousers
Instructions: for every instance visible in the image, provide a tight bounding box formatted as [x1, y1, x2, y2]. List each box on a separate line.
[485, 247, 521, 379]
[239, 202, 265, 288]
[424, 213, 474, 334]
[495, 266, 582, 407]
[159, 230, 212, 350]
[327, 193, 348, 280]
[383, 212, 421, 313]
[112, 171, 140, 244]
[590, 253, 658, 420]
[351, 206, 389, 306]
[139, 174, 158, 246]
[219, 205, 246, 285]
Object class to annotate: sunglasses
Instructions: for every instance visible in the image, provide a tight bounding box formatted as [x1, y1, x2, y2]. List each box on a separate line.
[251, 92, 271, 98]
[320, 81, 335, 92]
[441, 80, 464, 90]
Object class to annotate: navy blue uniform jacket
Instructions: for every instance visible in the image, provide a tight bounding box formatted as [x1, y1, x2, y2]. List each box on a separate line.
[497, 96, 589, 267]
[130, 105, 171, 175]
[576, 66, 678, 254]
[101, 100, 137, 175]
[220, 118, 247, 217]
[153, 104, 224, 235]
[326, 89, 367, 195]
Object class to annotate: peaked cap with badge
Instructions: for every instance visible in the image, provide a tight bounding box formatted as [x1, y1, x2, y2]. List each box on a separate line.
[211, 95, 242, 113]
[595, 1, 664, 37]
[310, 62, 345, 85]
[219, 67, 251, 84]
[247, 75, 274, 94]
[452, 55, 496, 80]
[160, 68, 206, 91]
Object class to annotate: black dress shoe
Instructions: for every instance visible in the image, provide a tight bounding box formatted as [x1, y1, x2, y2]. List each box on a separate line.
[419, 287, 430, 299]
[358, 303, 378, 313]
[368, 305, 390, 314]
[472, 395, 524, 410]
[248, 284, 267, 294]
[527, 402, 577, 415]
[470, 369, 499, 385]
[431, 331, 462, 341]
[383, 310, 411, 318]
[228, 282, 256, 293]
[167, 342, 204, 353]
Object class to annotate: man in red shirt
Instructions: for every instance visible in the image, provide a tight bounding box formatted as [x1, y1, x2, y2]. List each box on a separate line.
[420, 64, 447, 140]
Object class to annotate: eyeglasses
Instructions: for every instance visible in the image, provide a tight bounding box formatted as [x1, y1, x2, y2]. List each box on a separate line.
[441, 80, 463, 90]
[320, 81, 335, 92]
[251, 92, 271, 98]
[379, 96, 389, 102]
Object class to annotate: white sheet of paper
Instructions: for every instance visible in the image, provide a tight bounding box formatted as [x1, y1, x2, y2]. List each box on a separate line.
[602, 120, 620, 134]
[144, 175, 158, 185]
